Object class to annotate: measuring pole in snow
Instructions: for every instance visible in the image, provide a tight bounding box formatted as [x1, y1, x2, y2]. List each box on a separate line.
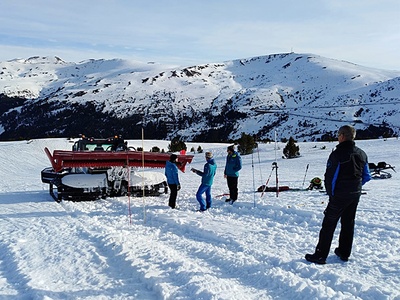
[141, 126, 147, 223]
[257, 143, 263, 184]
[127, 164, 132, 225]
[251, 150, 256, 207]
[274, 130, 279, 197]
[302, 164, 310, 189]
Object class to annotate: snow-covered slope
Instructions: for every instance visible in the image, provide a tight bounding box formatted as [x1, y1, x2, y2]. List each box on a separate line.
[1, 53, 400, 141]
[0, 137, 399, 299]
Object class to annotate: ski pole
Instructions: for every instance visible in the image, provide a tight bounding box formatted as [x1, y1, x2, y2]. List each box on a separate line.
[302, 164, 309, 189]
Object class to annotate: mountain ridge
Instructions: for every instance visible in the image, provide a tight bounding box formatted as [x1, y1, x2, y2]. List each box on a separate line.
[1, 53, 399, 142]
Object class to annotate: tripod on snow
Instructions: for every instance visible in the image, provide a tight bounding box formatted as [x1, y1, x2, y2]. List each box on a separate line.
[259, 161, 280, 198]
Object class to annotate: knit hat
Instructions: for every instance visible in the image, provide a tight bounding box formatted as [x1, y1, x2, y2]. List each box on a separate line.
[227, 145, 235, 152]
[205, 151, 213, 159]
[169, 154, 178, 162]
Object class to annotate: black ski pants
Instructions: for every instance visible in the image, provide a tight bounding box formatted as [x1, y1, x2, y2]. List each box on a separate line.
[315, 195, 360, 259]
[168, 184, 178, 208]
[226, 176, 238, 201]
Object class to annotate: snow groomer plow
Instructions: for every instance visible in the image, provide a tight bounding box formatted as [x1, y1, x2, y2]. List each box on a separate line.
[41, 135, 193, 202]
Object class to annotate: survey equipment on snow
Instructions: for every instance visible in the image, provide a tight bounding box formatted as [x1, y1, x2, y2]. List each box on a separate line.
[368, 162, 396, 179]
[41, 135, 194, 202]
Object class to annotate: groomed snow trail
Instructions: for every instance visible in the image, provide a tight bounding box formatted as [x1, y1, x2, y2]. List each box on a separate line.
[0, 138, 399, 299]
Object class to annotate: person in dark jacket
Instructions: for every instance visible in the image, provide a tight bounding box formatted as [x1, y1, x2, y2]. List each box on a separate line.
[191, 151, 217, 211]
[165, 154, 181, 209]
[305, 125, 371, 264]
[224, 145, 242, 204]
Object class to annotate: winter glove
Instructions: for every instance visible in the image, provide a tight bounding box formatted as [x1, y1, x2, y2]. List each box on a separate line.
[177, 184, 181, 191]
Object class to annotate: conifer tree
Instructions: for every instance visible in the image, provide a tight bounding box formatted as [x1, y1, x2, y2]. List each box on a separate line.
[168, 136, 187, 152]
[283, 136, 300, 159]
[237, 132, 257, 155]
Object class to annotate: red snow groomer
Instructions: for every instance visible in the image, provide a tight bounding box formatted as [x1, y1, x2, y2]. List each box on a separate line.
[41, 135, 193, 202]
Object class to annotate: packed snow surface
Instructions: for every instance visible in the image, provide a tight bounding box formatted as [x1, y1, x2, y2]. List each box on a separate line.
[62, 173, 107, 188]
[0, 137, 399, 299]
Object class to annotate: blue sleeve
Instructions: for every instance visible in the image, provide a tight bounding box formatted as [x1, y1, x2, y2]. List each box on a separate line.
[324, 152, 339, 197]
[331, 165, 340, 196]
[165, 163, 180, 185]
[174, 165, 180, 185]
[195, 169, 204, 176]
[362, 163, 371, 185]
[203, 163, 210, 177]
[236, 155, 242, 171]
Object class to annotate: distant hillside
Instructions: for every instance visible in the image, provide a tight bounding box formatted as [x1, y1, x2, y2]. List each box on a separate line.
[1, 53, 399, 142]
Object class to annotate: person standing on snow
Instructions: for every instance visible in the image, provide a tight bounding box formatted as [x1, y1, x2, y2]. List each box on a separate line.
[305, 125, 371, 264]
[224, 145, 242, 204]
[191, 151, 217, 212]
[165, 154, 181, 209]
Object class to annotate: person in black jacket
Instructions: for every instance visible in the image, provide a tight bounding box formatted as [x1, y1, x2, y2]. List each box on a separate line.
[224, 145, 242, 204]
[305, 125, 371, 264]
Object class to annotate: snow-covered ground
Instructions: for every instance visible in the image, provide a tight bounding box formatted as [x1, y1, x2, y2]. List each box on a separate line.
[0, 137, 399, 300]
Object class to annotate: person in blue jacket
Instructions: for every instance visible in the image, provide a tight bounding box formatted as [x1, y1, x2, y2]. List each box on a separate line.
[165, 154, 180, 209]
[224, 145, 242, 204]
[305, 125, 371, 264]
[191, 151, 217, 211]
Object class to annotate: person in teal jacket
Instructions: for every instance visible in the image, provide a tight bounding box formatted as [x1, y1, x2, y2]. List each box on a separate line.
[224, 145, 242, 204]
[191, 151, 217, 211]
[165, 154, 180, 209]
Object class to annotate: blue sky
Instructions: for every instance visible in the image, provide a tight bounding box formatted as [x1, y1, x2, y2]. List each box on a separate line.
[1, 0, 399, 70]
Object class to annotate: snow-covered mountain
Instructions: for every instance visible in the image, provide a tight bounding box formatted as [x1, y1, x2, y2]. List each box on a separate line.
[1, 53, 400, 141]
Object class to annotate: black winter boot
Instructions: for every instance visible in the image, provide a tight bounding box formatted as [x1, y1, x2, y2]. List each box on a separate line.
[305, 253, 326, 264]
[334, 248, 349, 262]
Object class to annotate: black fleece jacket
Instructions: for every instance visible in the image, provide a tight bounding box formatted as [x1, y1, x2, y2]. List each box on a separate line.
[324, 141, 371, 198]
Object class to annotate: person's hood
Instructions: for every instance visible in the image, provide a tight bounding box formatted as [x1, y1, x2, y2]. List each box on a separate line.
[207, 158, 216, 165]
